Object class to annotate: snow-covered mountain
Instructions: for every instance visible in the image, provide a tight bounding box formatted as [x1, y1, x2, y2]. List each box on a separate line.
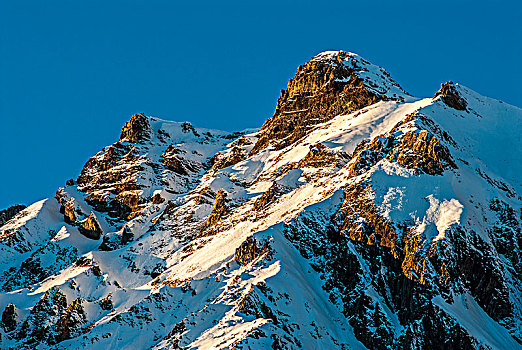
[1, 50, 521, 349]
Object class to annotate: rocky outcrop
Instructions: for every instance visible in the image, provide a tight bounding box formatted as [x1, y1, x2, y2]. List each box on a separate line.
[200, 189, 228, 234]
[251, 51, 406, 154]
[78, 212, 103, 240]
[349, 120, 457, 176]
[389, 130, 457, 175]
[62, 202, 77, 224]
[0, 204, 26, 227]
[210, 146, 247, 171]
[433, 81, 468, 111]
[120, 113, 152, 142]
[161, 145, 189, 175]
[99, 225, 134, 251]
[151, 193, 165, 204]
[252, 183, 290, 212]
[234, 237, 272, 265]
[297, 143, 350, 169]
[15, 288, 68, 345]
[54, 298, 87, 342]
[12, 289, 86, 346]
[76, 140, 143, 220]
[55, 188, 86, 224]
[98, 293, 113, 311]
[181, 121, 200, 137]
[2, 241, 80, 292]
[1, 303, 17, 332]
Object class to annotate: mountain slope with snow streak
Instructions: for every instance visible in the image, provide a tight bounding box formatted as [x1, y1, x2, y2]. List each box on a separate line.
[0, 51, 521, 349]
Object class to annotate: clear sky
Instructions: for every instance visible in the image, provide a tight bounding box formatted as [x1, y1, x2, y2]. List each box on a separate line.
[1, 0, 521, 209]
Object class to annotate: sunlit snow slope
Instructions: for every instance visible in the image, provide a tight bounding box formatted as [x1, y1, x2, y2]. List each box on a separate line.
[0, 51, 521, 350]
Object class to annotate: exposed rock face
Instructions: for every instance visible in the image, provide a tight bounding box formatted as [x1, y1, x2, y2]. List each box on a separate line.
[62, 203, 77, 224]
[433, 81, 468, 110]
[252, 183, 284, 212]
[8, 288, 87, 346]
[99, 225, 134, 251]
[78, 212, 103, 240]
[76, 141, 142, 220]
[54, 298, 87, 342]
[161, 145, 189, 175]
[151, 193, 165, 204]
[75, 116, 228, 225]
[348, 114, 457, 176]
[1, 303, 17, 332]
[234, 237, 271, 265]
[181, 121, 200, 137]
[120, 113, 152, 142]
[297, 143, 350, 169]
[210, 146, 247, 171]
[56, 188, 86, 224]
[0, 204, 26, 227]
[251, 51, 407, 154]
[98, 293, 113, 311]
[200, 189, 228, 234]
[389, 130, 457, 174]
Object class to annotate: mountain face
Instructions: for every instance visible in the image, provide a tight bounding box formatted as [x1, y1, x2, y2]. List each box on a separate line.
[1, 51, 521, 350]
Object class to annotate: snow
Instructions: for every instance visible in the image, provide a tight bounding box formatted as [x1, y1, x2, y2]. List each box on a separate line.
[434, 293, 521, 350]
[1, 53, 521, 349]
[425, 195, 464, 241]
[312, 50, 411, 100]
[426, 84, 522, 191]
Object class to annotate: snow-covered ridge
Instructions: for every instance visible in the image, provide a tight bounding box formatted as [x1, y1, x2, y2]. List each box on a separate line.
[0, 51, 521, 349]
[312, 50, 410, 100]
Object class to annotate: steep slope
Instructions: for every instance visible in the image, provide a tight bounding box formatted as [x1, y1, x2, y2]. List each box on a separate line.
[0, 51, 521, 350]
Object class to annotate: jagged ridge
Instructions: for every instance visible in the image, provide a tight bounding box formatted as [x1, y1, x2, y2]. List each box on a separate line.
[0, 51, 521, 350]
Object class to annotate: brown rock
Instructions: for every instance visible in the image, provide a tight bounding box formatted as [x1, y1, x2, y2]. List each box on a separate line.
[1, 303, 17, 332]
[119, 113, 151, 143]
[200, 189, 228, 234]
[253, 183, 284, 211]
[55, 298, 87, 342]
[297, 143, 349, 169]
[151, 193, 165, 204]
[251, 51, 405, 154]
[210, 146, 247, 171]
[161, 145, 193, 175]
[388, 130, 457, 175]
[63, 200, 77, 224]
[348, 127, 457, 177]
[78, 212, 103, 240]
[114, 191, 143, 214]
[234, 237, 272, 265]
[433, 81, 467, 111]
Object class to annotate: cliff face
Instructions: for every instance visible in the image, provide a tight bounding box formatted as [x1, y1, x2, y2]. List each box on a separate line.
[0, 51, 521, 350]
[251, 51, 408, 154]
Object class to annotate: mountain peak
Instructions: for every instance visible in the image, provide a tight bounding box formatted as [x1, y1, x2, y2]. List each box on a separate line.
[119, 112, 152, 143]
[311, 50, 409, 98]
[1, 52, 521, 350]
[433, 80, 468, 110]
[250, 50, 409, 154]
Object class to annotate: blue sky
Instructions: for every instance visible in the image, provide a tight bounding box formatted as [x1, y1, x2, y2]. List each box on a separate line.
[1, 0, 520, 209]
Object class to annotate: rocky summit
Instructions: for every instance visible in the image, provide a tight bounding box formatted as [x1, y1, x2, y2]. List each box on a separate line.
[0, 50, 521, 349]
